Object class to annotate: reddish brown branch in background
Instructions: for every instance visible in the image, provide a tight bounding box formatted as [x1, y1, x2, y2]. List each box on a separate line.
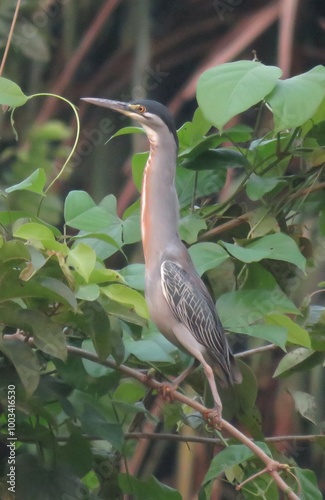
[36, 0, 122, 124]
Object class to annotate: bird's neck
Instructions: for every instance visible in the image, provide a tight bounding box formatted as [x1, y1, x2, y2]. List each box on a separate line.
[141, 131, 180, 265]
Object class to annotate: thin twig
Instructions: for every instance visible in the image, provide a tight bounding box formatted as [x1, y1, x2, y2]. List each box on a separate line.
[0, 0, 22, 76]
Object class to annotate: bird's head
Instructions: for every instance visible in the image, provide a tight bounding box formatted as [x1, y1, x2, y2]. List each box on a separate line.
[81, 98, 178, 147]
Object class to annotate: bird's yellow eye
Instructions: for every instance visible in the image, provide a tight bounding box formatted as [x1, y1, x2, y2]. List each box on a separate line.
[135, 105, 146, 113]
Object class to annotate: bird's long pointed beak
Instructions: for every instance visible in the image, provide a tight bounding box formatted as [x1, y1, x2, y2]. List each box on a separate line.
[81, 97, 130, 115]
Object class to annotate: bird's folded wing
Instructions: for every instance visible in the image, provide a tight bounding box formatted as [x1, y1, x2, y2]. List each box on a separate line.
[160, 260, 230, 363]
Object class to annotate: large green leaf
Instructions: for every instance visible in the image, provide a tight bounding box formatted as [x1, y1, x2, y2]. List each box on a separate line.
[188, 242, 229, 276]
[266, 66, 325, 132]
[217, 288, 299, 329]
[119, 473, 181, 500]
[197, 61, 282, 130]
[222, 233, 306, 271]
[0, 77, 29, 107]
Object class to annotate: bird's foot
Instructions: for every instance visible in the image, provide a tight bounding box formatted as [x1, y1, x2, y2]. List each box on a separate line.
[203, 407, 223, 429]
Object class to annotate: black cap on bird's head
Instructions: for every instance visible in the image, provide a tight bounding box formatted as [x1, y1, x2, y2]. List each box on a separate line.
[81, 97, 178, 146]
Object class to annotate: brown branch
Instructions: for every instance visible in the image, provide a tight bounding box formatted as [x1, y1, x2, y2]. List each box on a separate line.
[3, 333, 300, 498]
[1, 431, 322, 446]
[0, 0, 22, 76]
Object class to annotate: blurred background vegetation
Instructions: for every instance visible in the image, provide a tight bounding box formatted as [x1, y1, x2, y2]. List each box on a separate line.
[1, 1, 325, 498]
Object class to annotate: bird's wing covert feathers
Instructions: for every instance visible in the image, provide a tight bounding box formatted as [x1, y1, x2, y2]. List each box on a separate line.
[160, 260, 231, 366]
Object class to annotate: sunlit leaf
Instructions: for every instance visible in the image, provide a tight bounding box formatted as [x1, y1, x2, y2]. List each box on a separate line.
[5, 168, 46, 194]
[101, 284, 149, 319]
[67, 243, 97, 282]
[197, 61, 282, 130]
[0, 77, 29, 107]
[266, 313, 311, 348]
[266, 66, 325, 132]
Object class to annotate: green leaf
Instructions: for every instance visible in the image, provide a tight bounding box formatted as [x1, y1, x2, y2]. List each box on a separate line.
[82, 302, 111, 361]
[0, 240, 30, 263]
[176, 167, 227, 208]
[293, 468, 322, 500]
[274, 348, 324, 378]
[119, 264, 145, 291]
[14, 222, 55, 242]
[119, 473, 182, 500]
[234, 325, 287, 350]
[113, 380, 146, 403]
[132, 152, 148, 191]
[0, 338, 40, 394]
[188, 242, 229, 276]
[266, 313, 311, 348]
[289, 390, 317, 425]
[122, 210, 141, 244]
[246, 174, 281, 201]
[197, 61, 282, 130]
[35, 277, 78, 311]
[217, 289, 299, 329]
[5, 168, 46, 194]
[111, 126, 144, 138]
[203, 442, 271, 484]
[75, 284, 100, 301]
[178, 107, 212, 150]
[67, 243, 96, 282]
[64, 191, 116, 231]
[0, 272, 77, 310]
[123, 327, 176, 363]
[222, 233, 306, 271]
[80, 404, 124, 451]
[57, 432, 93, 478]
[101, 284, 149, 319]
[266, 66, 325, 132]
[19, 309, 67, 361]
[179, 213, 206, 244]
[180, 148, 249, 171]
[0, 77, 29, 107]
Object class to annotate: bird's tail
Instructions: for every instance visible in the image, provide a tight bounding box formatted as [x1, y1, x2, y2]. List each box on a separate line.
[211, 352, 242, 388]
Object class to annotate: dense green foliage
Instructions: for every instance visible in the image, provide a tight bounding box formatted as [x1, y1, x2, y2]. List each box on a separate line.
[0, 61, 325, 498]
